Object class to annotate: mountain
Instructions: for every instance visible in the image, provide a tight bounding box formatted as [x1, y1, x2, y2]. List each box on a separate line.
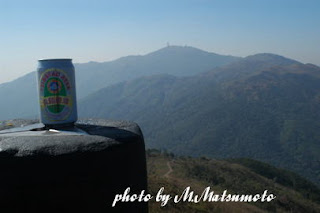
[78, 55, 320, 185]
[203, 53, 302, 81]
[0, 46, 239, 120]
[75, 46, 240, 98]
[147, 150, 320, 213]
[0, 72, 38, 120]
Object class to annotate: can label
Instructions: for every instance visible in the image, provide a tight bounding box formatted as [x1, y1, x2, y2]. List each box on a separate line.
[39, 68, 73, 121]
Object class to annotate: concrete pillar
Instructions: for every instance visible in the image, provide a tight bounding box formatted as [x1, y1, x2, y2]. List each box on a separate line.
[0, 119, 148, 213]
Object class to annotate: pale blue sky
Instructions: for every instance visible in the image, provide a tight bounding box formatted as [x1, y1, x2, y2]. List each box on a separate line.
[1, 0, 319, 84]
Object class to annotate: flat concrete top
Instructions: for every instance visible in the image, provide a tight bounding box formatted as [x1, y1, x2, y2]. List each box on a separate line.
[0, 119, 143, 157]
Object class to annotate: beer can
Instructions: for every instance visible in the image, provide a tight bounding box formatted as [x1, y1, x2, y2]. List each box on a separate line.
[37, 59, 78, 126]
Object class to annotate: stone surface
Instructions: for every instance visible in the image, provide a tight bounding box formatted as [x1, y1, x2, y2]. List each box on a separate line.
[0, 119, 148, 213]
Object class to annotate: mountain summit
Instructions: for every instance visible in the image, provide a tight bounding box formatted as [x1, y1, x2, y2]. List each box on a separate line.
[244, 53, 300, 65]
[206, 52, 302, 81]
[146, 45, 225, 57]
[74, 46, 240, 98]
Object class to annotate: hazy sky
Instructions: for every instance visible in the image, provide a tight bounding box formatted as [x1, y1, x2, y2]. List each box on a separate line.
[1, 0, 319, 84]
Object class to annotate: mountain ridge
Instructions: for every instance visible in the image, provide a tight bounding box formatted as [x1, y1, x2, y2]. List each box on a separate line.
[0, 46, 239, 120]
[78, 58, 320, 186]
[74, 45, 241, 98]
[202, 52, 304, 82]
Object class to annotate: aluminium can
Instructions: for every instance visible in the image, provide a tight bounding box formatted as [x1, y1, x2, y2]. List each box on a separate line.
[37, 59, 78, 126]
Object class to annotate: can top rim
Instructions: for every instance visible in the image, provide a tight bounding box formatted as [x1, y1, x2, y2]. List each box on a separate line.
[38, 58, 72, 61]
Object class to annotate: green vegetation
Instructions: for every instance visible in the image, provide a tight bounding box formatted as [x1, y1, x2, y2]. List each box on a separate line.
[227, 158, 320, 203]
[79, 54, 320, 186]
[147, 150, 320, 213]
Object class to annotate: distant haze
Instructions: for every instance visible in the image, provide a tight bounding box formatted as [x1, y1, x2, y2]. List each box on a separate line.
[0, 45, 239, 119]
[1, 45, 320, 186]
[1, 0, 319, 84]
